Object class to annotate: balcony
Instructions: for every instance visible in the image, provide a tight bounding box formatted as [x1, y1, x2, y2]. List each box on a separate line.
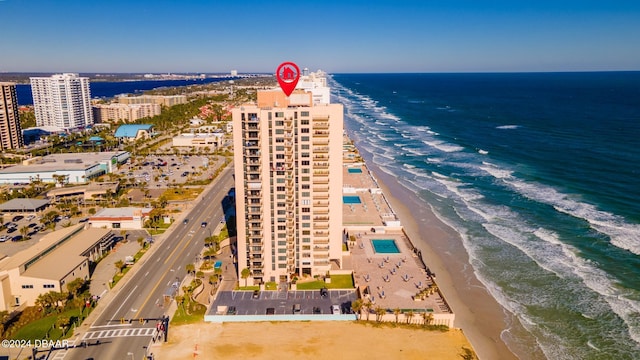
[313, 146, 329, 153]
[314, 222, 329, 229]
[313, 162, 329, 168]
[313, 138, 329, 145]
[313, 193, 329, 200]
[313, 130, 329, 137]
[313, 122, 329, 129]
[313, 177, 329, 184]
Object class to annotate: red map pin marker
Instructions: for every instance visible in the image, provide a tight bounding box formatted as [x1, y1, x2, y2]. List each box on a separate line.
[276, 62, 300, 97]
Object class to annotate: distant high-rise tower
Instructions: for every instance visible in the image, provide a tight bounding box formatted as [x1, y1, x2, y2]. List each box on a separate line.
[233, 83, 344, 285]
[0, 82, 24, 150]
[30, 73, 93, 130]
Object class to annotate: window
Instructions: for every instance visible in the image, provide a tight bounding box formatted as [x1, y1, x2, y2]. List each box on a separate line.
[302, 237, 311, 242]
[276, 146, 284, 151]
[275, 121, 284, 126]
[302, 207, 310, 213]
[301, 128, 309, 133]
[301, 160, 310, 166]
[302, 192, 310, 197]
[277, 210, 286, 215]
[301, 136, 309, 141]
[276, 154, 284, 159]
[278, 226, 286, 231]
[301, 111, 309, 116]
[301, 169, 309, 174]
[302, 223, 310, 228]
[277, 178, 285, 183]
[302, 184, 310, 189]
[301, 200, 310, 205]
[277, 186, 285, 191]
[301, 119, 309, 125]
[302, 215, 310, 220]
[277, 194, 285, 199]
[301, 153, 309, 158]
[301, 144, 309, 150]
[21, 285, 34, 289]
[275, 129, 284, 134]
[276, 112, 284, 118]
[43, 284, 55, 289]
[302, 176, 310, 181]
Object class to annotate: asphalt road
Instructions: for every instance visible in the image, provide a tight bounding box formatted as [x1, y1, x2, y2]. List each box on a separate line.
[57, 166, 235, 360]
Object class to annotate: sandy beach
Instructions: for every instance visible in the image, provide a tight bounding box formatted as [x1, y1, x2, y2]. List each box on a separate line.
[368, 163, 520, 360]
[156, 321, 474, 360]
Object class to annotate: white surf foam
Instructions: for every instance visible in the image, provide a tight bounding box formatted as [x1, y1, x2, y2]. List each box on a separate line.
[497, 125, 521, 130]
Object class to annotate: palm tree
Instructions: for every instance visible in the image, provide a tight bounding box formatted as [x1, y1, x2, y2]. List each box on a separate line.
[375, 307, 386, 322]
[422, 312, 434, 326]
[364, 300, 374, 321]
[393, 307, 401, 323]
[405, 310, 415, 325]
[351, 299, 364, 321]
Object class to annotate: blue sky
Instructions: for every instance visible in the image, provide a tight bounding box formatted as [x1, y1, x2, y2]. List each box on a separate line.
[1, 0, 639, 73]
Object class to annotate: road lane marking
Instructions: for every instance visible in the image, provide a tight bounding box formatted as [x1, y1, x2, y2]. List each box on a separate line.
[134, 235, 194, 319]
[109, 285, 138, 323]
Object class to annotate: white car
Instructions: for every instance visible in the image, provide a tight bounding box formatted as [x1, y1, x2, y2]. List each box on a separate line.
[0, 235, 8, 242]
[331, 305, 341, 315]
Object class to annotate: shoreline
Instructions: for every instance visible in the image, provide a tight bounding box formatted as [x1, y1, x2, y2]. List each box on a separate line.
[362, 158, 520, 360]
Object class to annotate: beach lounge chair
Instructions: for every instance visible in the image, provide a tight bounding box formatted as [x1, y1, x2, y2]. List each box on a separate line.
[391, 268, 396, 275]
[402, 256, 407, 262]
[380, 291, 386, 299]
[384, 275, 390, 282]
[403, 274, 410, 282]
[379, 262, 385, 268]
[385, 256, 390, 263]
[417, 281, 423, 289]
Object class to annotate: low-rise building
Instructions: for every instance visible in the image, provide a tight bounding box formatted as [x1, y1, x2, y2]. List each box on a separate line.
[0, 225, 114, 311]
[0, 151, 130, 185]
[114, 124, 155, 142]
[93, 103, 161, 123]
[116, 94, 187, 107]
[172, 132, 223, 149]
[89, 207, 152, 230]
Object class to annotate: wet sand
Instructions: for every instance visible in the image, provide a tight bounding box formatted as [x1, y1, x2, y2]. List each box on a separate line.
[369, 163, 519, 360]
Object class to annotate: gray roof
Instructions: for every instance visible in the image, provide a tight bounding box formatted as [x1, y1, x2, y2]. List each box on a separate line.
[0, 198, 50, 211]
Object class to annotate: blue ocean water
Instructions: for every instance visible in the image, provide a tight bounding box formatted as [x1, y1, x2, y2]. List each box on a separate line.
[331, 72, 640, 360]
[15, 77, 231, 105]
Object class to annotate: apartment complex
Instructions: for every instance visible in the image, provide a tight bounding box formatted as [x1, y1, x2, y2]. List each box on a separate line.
[30, 73, 93, 130]
[233, 88, 343, 285]
[0, 82, 24, 150]
[93, 102, 161, 123]
[116, 94, 187, 107]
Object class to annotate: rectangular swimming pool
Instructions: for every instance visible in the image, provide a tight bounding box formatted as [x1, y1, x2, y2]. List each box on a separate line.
[347, 168, 363, 173]
[343, 195, 362, 204]
[372, 239, 400, 254]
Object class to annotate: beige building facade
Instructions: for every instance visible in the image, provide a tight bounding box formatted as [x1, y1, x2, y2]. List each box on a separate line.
[93, 102, 161, 123]
[233, 89, 343, 284]
[116, 94, 187, 107]
[0, 225, 113, 311]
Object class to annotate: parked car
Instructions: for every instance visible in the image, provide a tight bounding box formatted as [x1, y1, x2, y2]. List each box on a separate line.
[266, 307, 275, 315]
[292, 304, 301, 314]
[252, 290, 260, 299]
[12, 215, 23, 222]
[0, 235, 8, 242]
[331, 305, 341, 315]
[313, 307, 322, 314]
[183, 219, 189, 225]
[201, 222, 207, 228]
[7, 227, 17, 234]
[12, 235, 23, 242]
[226, 306, 237, 315]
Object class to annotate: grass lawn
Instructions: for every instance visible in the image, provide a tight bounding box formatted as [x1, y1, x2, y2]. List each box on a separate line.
[162, 188, 203, 201]
[264, 282, 277, 290]
[11, 308, 89, 341]
[296, 274, 354, 290]
[237, 286, 260, 291]
[171, 302, 207, 325]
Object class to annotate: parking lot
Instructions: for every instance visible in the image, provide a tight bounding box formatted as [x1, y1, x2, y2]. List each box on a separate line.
[209, 289, 358, 316]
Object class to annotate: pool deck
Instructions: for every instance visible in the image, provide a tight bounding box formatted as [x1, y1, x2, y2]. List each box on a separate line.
[342, 142, 453, 321]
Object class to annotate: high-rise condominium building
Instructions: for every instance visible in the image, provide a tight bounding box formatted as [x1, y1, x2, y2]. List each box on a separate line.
[30, 73, 93, 130]
[233, 88, 343, 285]
[0, 82, 24, 150]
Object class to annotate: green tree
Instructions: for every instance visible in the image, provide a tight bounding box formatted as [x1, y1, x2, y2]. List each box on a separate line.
[185, 263, 195, 276]
[405, 310, 415, 324]
[393, 307, 401, 323]
[115, 260, 125, 274]
[375, 306, 386, 322]
[66, 278, 85, 299]
[241, 268, 251, 287]
[351, 299, 363, 321]
[422, 312, 434, 326]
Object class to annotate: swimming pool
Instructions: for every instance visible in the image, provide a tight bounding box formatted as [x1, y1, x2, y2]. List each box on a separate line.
[343, 195, 362, 204]
[372, 239, 400, 254]
[348, 168, 363, 173]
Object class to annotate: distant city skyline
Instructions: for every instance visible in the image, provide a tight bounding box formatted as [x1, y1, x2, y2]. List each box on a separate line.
[1, 0, 639, 73]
